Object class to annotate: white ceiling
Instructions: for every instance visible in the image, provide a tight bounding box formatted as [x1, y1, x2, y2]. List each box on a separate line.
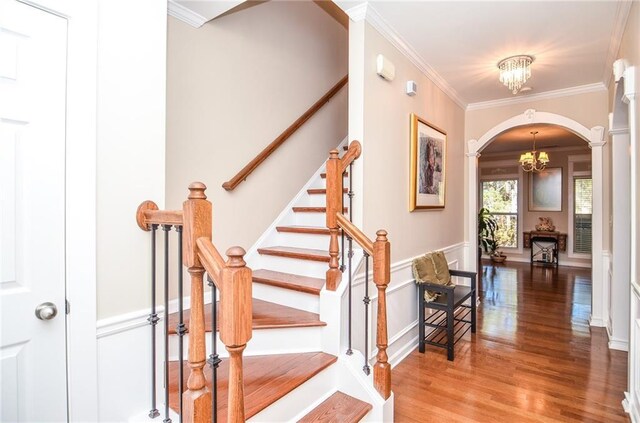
[341, 0, 630, 106]
[170, 0, 630, 107]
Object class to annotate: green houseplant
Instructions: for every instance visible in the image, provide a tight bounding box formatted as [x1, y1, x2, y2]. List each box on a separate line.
[478, 208, 506, 262]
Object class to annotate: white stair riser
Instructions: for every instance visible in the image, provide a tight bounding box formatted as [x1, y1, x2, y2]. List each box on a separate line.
[253, 282, 320, 313]
[254, 254, 328, 279]
[275, 231, 330, 251]
[297, 193, 348, 208]
[168, 326, 324, 361]
[293, 211, 326, 227]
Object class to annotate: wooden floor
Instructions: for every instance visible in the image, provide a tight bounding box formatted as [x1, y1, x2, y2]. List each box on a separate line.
[393, 261, 629, 422]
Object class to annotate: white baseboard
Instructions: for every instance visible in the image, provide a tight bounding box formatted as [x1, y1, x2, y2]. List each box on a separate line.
[608, 337, 629, 351]
[589, 315, 607, 327]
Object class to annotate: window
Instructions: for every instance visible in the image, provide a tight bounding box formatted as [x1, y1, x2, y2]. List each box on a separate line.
[574, 177, 592, 254]
[481, 179, 518, 248]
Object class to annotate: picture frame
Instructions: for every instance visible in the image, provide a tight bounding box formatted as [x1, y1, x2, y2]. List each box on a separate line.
[529, 167, 562, 211]
[409, 113, 446, 211]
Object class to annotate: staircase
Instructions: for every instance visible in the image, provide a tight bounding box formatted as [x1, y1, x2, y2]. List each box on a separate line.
[136, 141, 392, 422]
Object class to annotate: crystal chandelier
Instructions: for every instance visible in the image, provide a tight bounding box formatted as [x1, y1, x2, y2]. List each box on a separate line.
[498, 55, 534, 94]
[519, 131, 549, 172]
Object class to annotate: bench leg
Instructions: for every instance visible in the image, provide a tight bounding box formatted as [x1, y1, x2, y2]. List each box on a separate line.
[471, 289, 477, 334]
[418, 286, 425, 353]
[446, 307, 454, 361]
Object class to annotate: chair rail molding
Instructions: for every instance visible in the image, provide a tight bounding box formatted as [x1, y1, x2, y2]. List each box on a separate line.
[466, 109, 608, 328]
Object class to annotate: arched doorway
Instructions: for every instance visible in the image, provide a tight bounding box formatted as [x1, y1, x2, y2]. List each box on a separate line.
[466, 109, 607, 327]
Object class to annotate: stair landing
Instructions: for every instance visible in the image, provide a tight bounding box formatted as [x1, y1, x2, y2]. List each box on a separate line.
[168, 352, 337, 422]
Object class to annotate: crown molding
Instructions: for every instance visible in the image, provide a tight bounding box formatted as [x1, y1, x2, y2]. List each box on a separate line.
[466, 82, 607, 111]
[168, 0, 208, 28]
[602, 0, 633, 89]
[359, 2, 467, 109]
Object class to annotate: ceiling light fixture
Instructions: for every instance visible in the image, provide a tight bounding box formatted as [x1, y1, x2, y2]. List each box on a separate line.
[498, 55, 534, 94]
[519, 131, 549, 172]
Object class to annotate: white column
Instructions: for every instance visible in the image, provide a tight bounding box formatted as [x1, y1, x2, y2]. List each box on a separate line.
[465, 140, 480, 272]
[589, 126, 606, 327]
[609, 121, 630, 350]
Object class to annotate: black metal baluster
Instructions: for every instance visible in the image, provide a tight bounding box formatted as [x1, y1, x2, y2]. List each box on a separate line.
[340, 169, 346, 272]
[348, 163, 353, 222]
[148, 224, 160, 419]
[346, 234, 353, 355]
[175, 225, 185, 423]
[162, 225, 172, 423]
[363, 252, 371, 375]
[207, 276, 221, 423]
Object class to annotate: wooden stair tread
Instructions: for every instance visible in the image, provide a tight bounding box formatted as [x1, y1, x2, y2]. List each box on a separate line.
[167, 298, 326, 334]
[169, 352, 337, 423]
[258, 246, 330, 262]
[276, 225, 330, 235]
[298, 391, 372, 423]
[307, 188, 348, 195]
[292, 206, 348, 213]
[253, 269, 325, 295]
[320, 172, 348, 178]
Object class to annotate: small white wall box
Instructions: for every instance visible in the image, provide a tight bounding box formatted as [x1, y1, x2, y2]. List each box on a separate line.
[376, 54, 395, 81]
[406, 81, 417, 96]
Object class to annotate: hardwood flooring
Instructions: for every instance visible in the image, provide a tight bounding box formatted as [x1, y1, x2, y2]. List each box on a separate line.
[393, 261, 629, 422]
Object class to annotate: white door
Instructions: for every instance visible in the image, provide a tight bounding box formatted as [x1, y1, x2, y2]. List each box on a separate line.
[0, 1, 68, 421]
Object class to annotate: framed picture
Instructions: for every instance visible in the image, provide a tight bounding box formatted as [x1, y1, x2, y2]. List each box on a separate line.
[529, 167, 562, 211]
[409, 113, 446, 211]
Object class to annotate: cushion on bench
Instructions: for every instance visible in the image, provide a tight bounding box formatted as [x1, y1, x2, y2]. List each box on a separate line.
[412, 251, 452, 302]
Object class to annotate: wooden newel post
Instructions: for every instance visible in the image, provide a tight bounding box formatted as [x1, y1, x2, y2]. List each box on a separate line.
[326, 149, 342, 291]
[220, 247, 252, 423]
[182, 182, 213, 423]
[372, 230, 391, 400]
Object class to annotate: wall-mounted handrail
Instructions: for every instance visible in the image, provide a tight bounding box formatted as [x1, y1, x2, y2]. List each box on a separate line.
[222, 75, 348, 192]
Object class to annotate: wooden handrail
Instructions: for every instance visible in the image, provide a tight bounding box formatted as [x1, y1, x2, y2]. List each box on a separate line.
[136, 200, 183, 230]
[336, 213, 373, 255]
[222, 75, 348, 191]
[340, 140, 362, 173]
[196, 237, 225, 287]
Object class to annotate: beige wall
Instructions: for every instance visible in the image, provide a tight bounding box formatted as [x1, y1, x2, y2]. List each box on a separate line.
[479, 147, 592, 265]
[359, 23, 467, 262]
[166, 2, 348, 255]
[97, 0, 167, 319]
[465, 90, 609, 141]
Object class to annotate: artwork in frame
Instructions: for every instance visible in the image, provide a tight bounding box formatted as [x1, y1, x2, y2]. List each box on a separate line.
[529, 167, 562, 211]
[409, 113, 446, 211]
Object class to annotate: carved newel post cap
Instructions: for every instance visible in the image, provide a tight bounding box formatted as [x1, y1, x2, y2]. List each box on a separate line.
[188, 182, 207, 200]
[376, 230, 388, 241]
[226, 246, 246, 267]
[329, 149, 339, 159]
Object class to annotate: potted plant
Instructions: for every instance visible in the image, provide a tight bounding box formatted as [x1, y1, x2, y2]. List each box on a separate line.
[478, 208, 506, 263]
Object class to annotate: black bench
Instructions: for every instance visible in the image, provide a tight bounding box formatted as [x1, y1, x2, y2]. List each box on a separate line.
[417, 269, 477, 361]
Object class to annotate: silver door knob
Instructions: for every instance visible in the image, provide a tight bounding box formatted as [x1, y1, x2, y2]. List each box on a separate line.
[35, 302, 58, 320]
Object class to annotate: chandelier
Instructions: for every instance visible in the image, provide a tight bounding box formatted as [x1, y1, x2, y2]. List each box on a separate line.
[498, 55, 534, 94]
[519, 131, 549, 172]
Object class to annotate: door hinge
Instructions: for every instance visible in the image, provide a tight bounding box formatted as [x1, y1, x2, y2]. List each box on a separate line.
[65, 299, 70, 315]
